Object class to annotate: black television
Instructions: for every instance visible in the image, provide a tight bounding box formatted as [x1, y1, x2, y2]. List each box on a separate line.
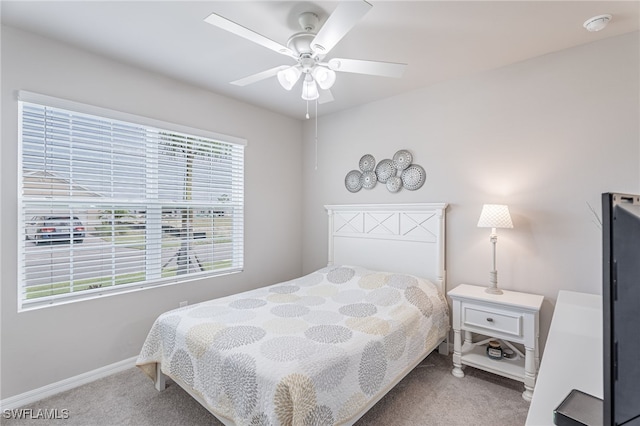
[602, 192, 640, 426]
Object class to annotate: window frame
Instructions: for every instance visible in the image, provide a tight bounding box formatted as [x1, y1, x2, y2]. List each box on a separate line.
[17, 91, 247, 311]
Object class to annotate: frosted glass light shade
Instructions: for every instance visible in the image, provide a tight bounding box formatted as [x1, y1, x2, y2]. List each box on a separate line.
[477, 204, 513, 229]
[301, 76, 319, 100]
[277, 66, 302, 90]
[311, 66, 336, 90]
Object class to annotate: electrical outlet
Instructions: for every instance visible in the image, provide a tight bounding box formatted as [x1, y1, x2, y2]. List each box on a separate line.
[179, 301, 188, 308]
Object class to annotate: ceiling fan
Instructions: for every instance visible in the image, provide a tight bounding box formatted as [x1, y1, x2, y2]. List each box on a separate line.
[204, 1, 407, 104]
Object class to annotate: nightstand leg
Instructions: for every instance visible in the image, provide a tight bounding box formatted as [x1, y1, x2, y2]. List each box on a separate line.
[522, 345, 536, 401]
[464, 330, 472, 346]
[452, 328, 465, 378]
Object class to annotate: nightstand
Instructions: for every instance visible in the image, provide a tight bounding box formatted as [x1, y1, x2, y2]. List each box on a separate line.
[448, 284, 544, 401]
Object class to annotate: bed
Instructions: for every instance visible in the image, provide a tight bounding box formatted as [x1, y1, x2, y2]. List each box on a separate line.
[136, 203, 449, 426]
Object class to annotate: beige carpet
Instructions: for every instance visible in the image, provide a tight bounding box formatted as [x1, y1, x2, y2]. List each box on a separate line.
[2, 352, 530, 425]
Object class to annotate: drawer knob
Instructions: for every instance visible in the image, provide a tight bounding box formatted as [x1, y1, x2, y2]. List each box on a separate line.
[486, 317, 494, 322]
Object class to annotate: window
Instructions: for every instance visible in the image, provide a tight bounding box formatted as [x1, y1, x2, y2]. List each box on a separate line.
[18, 92, 245, 310]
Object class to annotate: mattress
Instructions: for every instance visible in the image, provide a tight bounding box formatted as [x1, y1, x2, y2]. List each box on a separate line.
[136, 265, 449, 425]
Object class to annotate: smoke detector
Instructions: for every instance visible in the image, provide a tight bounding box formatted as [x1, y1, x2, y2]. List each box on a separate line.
[583, 14, 612, 32]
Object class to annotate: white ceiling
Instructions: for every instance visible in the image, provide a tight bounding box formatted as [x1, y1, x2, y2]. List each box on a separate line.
[2, 1, 638, 120]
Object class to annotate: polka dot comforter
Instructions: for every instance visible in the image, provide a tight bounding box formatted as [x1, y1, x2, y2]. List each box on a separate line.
[136, 265, 449, 425]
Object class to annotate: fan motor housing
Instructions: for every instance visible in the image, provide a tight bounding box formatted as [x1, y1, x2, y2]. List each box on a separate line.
[287, 32, 315, 57]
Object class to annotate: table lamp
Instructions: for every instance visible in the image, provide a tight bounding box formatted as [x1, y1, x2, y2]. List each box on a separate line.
[477, 204, 513, 294]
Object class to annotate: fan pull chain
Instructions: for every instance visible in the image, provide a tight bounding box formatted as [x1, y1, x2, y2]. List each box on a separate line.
[315, 99, 318, 170]
[306, 100, 310, 120]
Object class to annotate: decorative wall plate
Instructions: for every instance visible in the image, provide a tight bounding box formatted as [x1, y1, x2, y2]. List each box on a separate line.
[392, 150, 413, 171]
[401, 164, 426, 190]
[375, 159, 396, 183]
[361, 171, 377, 189]
[386, 176, 402, 193]
[345, 170, 363, 192]
[359, 154, 376, 172]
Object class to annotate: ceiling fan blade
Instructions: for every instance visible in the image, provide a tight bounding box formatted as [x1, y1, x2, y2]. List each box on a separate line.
[318, 89, 334, 104]
[311, 0, 372, 56]
[328, 58, 407, 78]
[231, 65, 289, 86]
[204, 12, 295, 58]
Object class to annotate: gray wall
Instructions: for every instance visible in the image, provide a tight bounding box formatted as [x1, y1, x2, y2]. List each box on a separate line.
[301, 32, 640, 352]
[0, 26, 303, 399]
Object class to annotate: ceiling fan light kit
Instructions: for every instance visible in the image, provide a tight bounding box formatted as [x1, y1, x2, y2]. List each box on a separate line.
[204, 0, 408, 114]
[311, 66, 336, 90]
[277, 66, 302, 90]
[302, 74, 320, 101]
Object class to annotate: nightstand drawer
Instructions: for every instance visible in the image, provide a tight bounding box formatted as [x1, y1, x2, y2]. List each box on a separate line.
[462, 304, 523, 337]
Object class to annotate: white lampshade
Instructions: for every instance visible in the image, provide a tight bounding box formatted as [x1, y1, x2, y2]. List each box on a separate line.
[477, 204, 513, 229]
[311, 66, 336, 90]
[301, 75, 319, 101]
[277, 66, 302, 91]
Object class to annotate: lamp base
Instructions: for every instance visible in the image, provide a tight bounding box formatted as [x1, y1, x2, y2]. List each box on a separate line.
[486, 270, 503, 294]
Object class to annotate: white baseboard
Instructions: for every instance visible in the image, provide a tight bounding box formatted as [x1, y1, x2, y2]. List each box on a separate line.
[0, 356, 138, 411]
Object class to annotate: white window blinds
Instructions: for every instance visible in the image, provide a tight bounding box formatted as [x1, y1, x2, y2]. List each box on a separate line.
[18, 93, 245, 309]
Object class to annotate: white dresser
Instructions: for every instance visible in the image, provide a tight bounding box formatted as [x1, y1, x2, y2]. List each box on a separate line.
[525, 290, 602, 426]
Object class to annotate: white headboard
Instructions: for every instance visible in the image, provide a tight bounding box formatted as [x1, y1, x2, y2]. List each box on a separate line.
[324, 203, 448, 294]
